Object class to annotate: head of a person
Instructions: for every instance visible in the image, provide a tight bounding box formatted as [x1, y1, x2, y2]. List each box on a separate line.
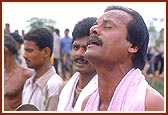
[72, 17, 97, 74]
[4, 34, 18, 59]
[4, 23, 10, 34]
[9, 32, 23, 50]
[5, 23, 10, 28]
[14, 30, 19, 34]
[23, 27, 53, 69]
[85, 5, 149, 70]
[22, 30, 25, 34]
[64, 28, 69, 37]
[55, 28, 60, 37]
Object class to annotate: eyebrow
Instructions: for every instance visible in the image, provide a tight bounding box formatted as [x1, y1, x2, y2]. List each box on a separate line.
[103, 18, 117, 27]
[103, 18, 113, 24]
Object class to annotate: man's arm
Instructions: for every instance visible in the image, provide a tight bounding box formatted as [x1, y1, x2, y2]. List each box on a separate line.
[45, 95, 59, 111]
[145, 86, 164, 111]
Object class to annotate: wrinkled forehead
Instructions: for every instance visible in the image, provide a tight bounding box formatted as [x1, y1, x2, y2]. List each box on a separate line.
[98, 10, 133, 24]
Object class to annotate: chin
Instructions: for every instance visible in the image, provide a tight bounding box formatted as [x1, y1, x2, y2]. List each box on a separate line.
[85, 50, 98, 60]
[84, 50, 93, 58]
[84, 50, 92, 59]
[85, 51, 103, 65]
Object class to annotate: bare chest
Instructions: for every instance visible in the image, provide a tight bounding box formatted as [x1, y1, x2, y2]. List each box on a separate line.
[4, 73, 25, 97]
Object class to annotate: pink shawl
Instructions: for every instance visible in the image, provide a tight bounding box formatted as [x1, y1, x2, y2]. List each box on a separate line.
[84, 68, 148, 111]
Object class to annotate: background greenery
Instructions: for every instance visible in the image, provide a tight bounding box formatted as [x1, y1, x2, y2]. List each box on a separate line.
[146, 76, 164, 96]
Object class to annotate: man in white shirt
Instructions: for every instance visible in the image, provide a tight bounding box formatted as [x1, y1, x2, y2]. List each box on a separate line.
[22, 28, 63, 111]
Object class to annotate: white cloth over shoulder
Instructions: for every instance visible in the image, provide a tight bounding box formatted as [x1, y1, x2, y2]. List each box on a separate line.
[84, 68, 149, 111]
[57, 72, 98, 111]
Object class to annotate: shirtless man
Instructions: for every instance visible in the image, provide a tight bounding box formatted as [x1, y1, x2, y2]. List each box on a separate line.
[4, 34, 33, 111]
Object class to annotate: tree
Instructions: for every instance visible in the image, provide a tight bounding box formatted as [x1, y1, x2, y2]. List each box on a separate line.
[26, 17, 56, 31]
[148, 18, 157, 33]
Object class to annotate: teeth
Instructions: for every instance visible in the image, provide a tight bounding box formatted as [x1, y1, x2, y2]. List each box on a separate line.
[91, 41, 95, 44]
[90, 40, 99, 46]
[87, 35, 101, 46]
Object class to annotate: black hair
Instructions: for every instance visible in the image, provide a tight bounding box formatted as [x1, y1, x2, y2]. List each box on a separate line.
[65, 28, 69, 32]
[72, 17, 97, 43]
[23, 28, 53, 57]
[9, 32, 23, 44]
[55, 28, 60, 36]
[4, 34, 18, 55]
[5, 23, 10, 27]
[105, 5, 149, 70]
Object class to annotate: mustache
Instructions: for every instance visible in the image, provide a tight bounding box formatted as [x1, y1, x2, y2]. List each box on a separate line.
[87, 34, 103, 47]
[74, 57, 89, 64]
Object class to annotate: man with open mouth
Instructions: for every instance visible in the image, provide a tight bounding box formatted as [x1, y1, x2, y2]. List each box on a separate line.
[82, 5, 164, 111]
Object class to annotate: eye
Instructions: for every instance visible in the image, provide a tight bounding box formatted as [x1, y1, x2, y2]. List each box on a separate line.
[25, 49, 33, 53]
[104, 23, 112, 28]
[105, 26, 112, 28]
[73, 45, 79, 51]
[83, 46, 87, 51]
[103, 20, 113, 29]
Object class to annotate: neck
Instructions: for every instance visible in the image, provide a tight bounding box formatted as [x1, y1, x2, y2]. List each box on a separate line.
[96, 63, 133, 110]
[34, 62, 52, 78]
[77, 71, 96, 89]
[72, 71, 96, 108]
[5, 56, 19, 72]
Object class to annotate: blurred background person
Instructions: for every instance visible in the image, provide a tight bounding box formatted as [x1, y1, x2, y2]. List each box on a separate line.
[9, 32, 24, 65]
[4, 34, 33, 111]
[153, 28, 164, 77]
[4, 23, 10, 34]
[60, 28, 73, 80]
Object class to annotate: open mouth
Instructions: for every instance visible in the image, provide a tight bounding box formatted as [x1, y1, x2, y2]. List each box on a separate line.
[87, 34, 103, 46]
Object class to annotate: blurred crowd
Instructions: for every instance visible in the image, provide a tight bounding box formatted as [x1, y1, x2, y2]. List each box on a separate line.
[143, 28, 164, 80]
[4, 23, 75, 81]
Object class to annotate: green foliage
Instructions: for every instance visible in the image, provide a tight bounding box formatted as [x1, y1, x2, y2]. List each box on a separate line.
[26, 17, 56, 32]
[147, 18, 164, 33]
[148, 20, 156, 33]
[147, 77, 164, 96]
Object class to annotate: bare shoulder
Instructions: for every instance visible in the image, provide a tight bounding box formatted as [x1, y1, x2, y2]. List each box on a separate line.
[21, 67, 34, 79]
[145, 85, 164, 111]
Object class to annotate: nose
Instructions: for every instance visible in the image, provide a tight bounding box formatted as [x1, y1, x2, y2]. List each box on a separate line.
[23, 51, 27, 59]
[76, 47, 85, 57]
[90, 25, 99, 35]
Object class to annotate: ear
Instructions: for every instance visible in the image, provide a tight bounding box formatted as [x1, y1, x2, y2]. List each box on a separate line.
[4, 47, 8, 53]
[4, 47, 9, 54]
[41, 47, 51, 58]
[128, 43, 139, 53]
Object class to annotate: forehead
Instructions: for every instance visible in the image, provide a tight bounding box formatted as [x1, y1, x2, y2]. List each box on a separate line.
[24, 40, 38, 49]
[73, 37, 88, 45]
[98, 10, 133, 24]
